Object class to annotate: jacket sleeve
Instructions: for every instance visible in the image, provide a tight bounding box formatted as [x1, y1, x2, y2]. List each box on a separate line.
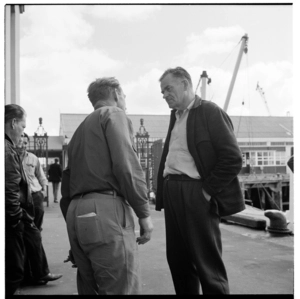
[35, 157, 48, 187]
[60, 167, 71, 221]
[201, 104, 242, 197]
[5, 150, 23, 225]
[59, 165, 63, 179]
[287, 156, 294, 173]
[103, 110, 150, 219]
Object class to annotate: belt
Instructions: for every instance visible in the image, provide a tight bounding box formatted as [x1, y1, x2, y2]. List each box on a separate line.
[73, 190, 122, 199]
[32, 190, 43, 194]
[165, 174, 201, 181]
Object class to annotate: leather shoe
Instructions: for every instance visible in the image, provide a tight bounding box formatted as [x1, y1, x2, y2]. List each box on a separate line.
[39, 273, 63, 282]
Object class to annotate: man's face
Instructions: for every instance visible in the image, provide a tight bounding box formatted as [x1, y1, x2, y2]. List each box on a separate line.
[23, 136, 29, 150]
[17, 135, 24, 149]
[160, 74, 186, 110]
[116, 88, 127, 112]
[17, 135, 28, 150]
[11, 116, 26, 146]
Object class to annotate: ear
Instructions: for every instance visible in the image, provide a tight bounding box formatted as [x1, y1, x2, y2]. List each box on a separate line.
[182, 79, 189, 91]
[11, 118, 16, 129]
[114, 89, 119, 103]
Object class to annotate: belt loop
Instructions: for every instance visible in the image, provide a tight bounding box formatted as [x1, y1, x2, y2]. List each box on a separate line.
[80, 193, 84, 199]
[113, 190, 116, 198]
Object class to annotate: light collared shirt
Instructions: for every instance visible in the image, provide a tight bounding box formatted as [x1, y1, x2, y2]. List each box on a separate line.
[23, 151, 48, 193]
[163, 99, 201, 179]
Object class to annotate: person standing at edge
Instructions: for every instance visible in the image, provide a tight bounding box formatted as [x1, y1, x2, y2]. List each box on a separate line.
[155, 67, 245, 295]
[5, 104, 29, 294]
[60, 77, 153, 295]
[48, 158, 62, 203]
[5, 104, 62, 294]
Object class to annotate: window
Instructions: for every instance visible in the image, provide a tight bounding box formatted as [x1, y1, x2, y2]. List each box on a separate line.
[248, 151, 280, 166]
[271, 142, 285, 146]
[275, 151, 287, 166]
[238, 142, 267, 146]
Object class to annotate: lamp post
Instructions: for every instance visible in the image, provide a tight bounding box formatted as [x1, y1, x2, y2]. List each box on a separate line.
[135, 118, 150, 192]
[62, 135, 69, 169]
[33, 117, 49, 206]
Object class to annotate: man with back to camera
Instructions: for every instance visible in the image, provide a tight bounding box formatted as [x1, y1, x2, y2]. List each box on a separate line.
[60, 77, 154, 295]
[155, 67, 245, 295]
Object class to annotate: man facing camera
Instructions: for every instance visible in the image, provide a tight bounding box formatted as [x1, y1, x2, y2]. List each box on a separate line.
[156, 67, 245, 295]
[17, 133, 47, 231]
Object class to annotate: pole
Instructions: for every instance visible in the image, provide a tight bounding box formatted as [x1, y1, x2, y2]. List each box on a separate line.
[200, 71, 208, 101]
[45, 134, 49, 207]
[223, 34, 248, 112]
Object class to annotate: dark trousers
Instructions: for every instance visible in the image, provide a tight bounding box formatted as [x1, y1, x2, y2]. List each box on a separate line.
[163, 178, 229, 295]
[23, 220, 50, 281]
[32, 191, 45, 231]
[5, 223, 25, 295]
[5, 219, 50, 294]
[52, 182, 60, 201]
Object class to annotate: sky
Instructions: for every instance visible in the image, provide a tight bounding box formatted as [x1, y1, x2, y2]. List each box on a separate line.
[11, 2, 293, 136]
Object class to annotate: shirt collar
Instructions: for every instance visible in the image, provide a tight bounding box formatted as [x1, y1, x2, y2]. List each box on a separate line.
[176, 98, 195, 118]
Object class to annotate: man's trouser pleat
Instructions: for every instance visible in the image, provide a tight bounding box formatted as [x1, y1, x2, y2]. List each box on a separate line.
[163, 179, 229, 295]
[66, 194, 141, 295]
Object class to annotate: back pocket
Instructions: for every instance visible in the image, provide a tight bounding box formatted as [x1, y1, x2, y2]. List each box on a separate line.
[76, 215, 102, 245]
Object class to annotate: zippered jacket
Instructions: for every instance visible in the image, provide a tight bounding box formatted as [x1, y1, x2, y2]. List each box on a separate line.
[5, 134, 34, 227]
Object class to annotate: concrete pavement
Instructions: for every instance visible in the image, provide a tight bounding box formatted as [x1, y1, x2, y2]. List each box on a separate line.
[15, 186, 294, 295]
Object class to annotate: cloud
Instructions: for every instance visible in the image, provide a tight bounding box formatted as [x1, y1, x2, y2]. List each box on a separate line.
[20, 5, 126, 135]
[204, 60, 293, 117]
[21, 6, 94, 55]
[84, 5, 161, 22]
[174, 25, 246, 65]
[123, 68, 170, 115]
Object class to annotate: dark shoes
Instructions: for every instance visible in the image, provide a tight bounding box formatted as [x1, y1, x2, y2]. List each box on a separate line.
[38, 273, 63, 283]
[21, 273, 63, 287]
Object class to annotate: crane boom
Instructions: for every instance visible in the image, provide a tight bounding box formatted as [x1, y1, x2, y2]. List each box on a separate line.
[256, 82, 271, 116]
[223, 34, 249, 112]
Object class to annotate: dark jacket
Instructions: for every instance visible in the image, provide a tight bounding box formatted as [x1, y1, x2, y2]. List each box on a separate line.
[48, 163, 62, 182]
[155, 96, 245, 217]
[5, 134, 34, 227]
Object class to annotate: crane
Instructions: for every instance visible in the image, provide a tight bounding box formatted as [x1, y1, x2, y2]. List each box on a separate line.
[223, 34, 249, 112]
[256, 82, 271, 116]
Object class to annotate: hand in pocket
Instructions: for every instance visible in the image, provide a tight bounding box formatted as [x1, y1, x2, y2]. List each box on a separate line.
[202, 188, 211, 202]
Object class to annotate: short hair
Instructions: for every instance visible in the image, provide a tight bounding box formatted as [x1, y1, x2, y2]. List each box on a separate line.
[159, 67, 193, 87]
[55, 158, 59, 163]
[23, 132, 29, 141]
[5, 104, 26, 124]
[87, 77, 121, 106]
